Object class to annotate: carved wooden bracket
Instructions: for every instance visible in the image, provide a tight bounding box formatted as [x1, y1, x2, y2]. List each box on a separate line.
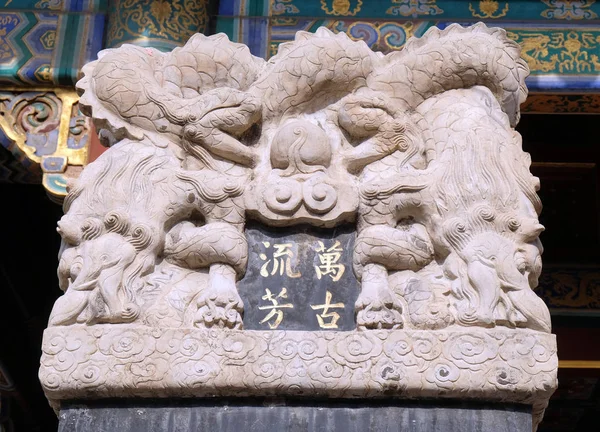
[0, 88, 91, 202]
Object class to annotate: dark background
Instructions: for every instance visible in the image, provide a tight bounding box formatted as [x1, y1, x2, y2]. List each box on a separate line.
[239, 223, 359, 331]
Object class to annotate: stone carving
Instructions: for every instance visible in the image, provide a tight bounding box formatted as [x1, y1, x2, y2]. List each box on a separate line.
[52, 141, 247, 329]
[40, 23, 557, 428]
[41, 327, 556, 422]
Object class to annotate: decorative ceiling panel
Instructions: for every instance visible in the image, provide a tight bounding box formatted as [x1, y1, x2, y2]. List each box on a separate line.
[216, 0, 600, 93]
[0, 0, 105, 86]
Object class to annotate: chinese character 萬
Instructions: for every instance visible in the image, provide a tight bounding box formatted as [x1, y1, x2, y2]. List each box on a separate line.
[259, 242, 301, 278]
[314, 240, 345, 281]
[258, 287, 294, 329]
[311, 291, 345, 329]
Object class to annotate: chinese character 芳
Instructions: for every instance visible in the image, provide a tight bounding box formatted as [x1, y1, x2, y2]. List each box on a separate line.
[314, 240, 345, 282]
[311, 291, 345, 329]
[258, 287, 294, 329]
[259, 242, 301, 278]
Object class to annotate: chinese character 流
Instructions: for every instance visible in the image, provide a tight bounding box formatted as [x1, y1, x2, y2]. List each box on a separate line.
[311, 291, 345, 329]
[258, 287, 294, 329]
[259, 242, 301, 278]
[314, 240, 345, 281]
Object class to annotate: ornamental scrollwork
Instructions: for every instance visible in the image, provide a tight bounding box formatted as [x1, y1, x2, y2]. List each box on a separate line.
[541, 0, 598, 20]
[468, 1, 509, 19]
[106, 0, 209, 48]
[272, 0, 300, 15]
[320, 0, 363, 16]
[0, 89, 89, 200]
[386, 0, 443, 17]
[40, 326, 557, 429]
[508, 29, 600, 74]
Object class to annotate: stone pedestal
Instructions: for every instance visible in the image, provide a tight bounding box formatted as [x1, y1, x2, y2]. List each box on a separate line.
[41, 22, 558, 432]
[41, 327, 555, 428]
[58, 399, 532, 432]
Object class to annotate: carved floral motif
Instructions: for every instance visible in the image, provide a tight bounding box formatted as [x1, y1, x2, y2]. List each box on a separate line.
[469, 1, 509, 19]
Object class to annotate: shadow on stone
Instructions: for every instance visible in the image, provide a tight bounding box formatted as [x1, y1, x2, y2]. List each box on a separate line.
[58, 398, 532, 432]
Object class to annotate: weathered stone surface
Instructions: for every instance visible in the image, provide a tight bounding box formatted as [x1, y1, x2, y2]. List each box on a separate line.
[40, 22, 557, 430]
[50, 23, 548, 334]
[41, 326, 556, 425]
[58, 399, 532, 432]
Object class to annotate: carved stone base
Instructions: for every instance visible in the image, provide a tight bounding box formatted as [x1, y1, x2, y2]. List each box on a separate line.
[40, 326, 556, 428]
[58, 399, 532, 432]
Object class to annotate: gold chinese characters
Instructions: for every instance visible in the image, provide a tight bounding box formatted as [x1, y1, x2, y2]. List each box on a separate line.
[256, 239, 349, 329]
[258, 287, 294, 329]
[258, 288, 346, 330]
[314, 240, 345, 281]
[311, 290, 345, 329]
[259, 242, 301, 278]
[258, 240, 347, 281]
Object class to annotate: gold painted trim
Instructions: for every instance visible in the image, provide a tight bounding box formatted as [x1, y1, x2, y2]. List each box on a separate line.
[55, 88, 87, 166]
[1, 87, 90, 201]
[0, 87, 88, 166]
[0, 111, 32, 161]
[0, 86, 75, 92]
[559, 360, 600, 369]
[522, 93, 600, 114]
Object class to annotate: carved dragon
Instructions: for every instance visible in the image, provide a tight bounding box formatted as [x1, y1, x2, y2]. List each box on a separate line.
[49, 23, 551, 338]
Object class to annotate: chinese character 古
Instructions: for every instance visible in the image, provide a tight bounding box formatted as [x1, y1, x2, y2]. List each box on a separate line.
[311, 291, 345, 329]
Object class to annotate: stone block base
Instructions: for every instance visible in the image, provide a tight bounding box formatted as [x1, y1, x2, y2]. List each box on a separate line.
[41, 326, 556, 428]
[58, 399, 532, 432]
